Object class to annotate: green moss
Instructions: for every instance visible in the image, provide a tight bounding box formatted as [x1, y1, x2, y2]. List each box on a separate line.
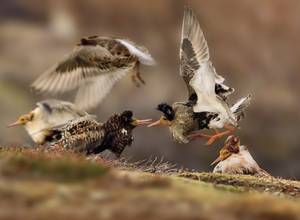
[0, 147, 108, 182]
[178, 172, 300, 197]
[0, 147, 299, 219]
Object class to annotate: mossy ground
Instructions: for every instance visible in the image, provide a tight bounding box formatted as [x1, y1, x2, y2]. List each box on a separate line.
[0, 146, 299, 220]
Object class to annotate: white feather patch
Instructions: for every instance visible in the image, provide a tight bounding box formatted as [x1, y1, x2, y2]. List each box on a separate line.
[116, 39, 156, 65]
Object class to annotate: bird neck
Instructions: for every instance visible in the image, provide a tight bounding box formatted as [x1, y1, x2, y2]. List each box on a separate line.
[102, 114, 135, 132]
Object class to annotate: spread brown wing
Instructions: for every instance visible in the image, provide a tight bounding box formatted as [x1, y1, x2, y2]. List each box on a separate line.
[180, 6, 210, 98]
[31, 44, 135, 94]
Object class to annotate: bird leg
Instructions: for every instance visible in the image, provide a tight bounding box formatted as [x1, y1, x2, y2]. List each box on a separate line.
[131, 63, 145, 87]
[131, 71, 145, 87]
[187, 132, 212, 139]
[187, 124, 236, 145]
[205, 130, 231, 145]
[136, 71, 145, 84]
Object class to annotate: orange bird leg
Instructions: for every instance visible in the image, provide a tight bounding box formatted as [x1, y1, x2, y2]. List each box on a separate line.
[187, 125, 236, 145]
[131, 62, 145, 87]
[205, 124, 236, 145]
[187, 132, 212, 139]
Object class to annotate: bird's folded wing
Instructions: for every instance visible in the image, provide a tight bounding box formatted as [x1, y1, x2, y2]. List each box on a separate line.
[48, 115, 98, 131]
[37, 99, 89, 116]
[31, 45, 131, 94]
[52, 116, 105, 152]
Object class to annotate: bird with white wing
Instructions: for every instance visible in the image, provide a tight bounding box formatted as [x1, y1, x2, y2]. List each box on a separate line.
[180, 6, 251, 145]
[8, 99, 91, 145]
[149, 6, 251, 145]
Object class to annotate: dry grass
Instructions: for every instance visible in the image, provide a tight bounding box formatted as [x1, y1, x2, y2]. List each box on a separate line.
[179, 172, 300, 197]
[0, 146, 299, 220]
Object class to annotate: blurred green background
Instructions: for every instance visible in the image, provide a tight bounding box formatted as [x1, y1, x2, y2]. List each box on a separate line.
[1, 0, 300, 178]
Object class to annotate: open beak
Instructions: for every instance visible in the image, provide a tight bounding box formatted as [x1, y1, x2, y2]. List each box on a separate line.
[132, 119, 153, 126]
[7, 121, 22, 128]
[147, 119, 162, 127]
[210, 156, 222, 166]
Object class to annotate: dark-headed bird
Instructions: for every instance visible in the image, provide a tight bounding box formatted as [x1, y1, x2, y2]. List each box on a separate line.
[148, 102, 211, 144]
[31, 36, 156, 110]
[50, 111, 152, 157]
[149, 7, 250, 145]
[8, 99, 90, 145]
[180, 7, 252, 144]
[212, 135, 270, 177]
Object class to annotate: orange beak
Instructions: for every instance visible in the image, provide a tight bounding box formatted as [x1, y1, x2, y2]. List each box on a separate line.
[132, 119, 153, 126]
[147, 119, 163, 127]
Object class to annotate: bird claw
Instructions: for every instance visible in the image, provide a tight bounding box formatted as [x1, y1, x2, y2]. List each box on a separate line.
[205, 135, 220, 145]
[132, 72, 145, 87]
[188, 131, 231, 146]
[187, 132, 212, 140]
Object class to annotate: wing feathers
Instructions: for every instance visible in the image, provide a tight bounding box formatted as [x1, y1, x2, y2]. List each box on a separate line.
[181, 6, 210, 66]
[230, 94, 251, 121]
[74, 68, 131, 110]
[116, 39, 156, 65]
[180, 6, 211, 98]
[31, 36, 154, 110]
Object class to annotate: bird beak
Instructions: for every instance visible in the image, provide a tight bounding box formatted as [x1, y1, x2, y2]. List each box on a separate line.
[147, 119, 162, 127]
[210, 156, 222, 166]
[7, 121, 22, 128]
[131, 118, 153, 126]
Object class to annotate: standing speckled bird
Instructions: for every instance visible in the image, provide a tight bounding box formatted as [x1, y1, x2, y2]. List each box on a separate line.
[50, 111, 152, 157]
[8, 99, 90, 145]
[148, 6, 249, 145]
[212, 135, 270, 177]
[31, 36, 156, 110]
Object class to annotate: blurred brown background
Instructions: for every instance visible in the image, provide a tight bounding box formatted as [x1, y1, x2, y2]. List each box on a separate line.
[1, 0, 300, 178]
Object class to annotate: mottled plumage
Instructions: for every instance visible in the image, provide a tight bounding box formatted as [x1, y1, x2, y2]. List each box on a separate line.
[148, 7, 238, 144]
[150, 102, 211, 144]
[8, 99, 90, 144]
[212, 136, 270, 177]
[50, 111, 151, 157]
[31, 36, 155, 110]
[178, 7, 252, 144]
[166, 102, 198, 144]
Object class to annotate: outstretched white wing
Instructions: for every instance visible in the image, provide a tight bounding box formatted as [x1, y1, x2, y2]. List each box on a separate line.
[181, 6, 221, 112]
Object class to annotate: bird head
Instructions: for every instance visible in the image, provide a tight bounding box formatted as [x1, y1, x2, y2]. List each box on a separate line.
[8, 112, 34, 127]
[121, 111, 152, 128]
[211, 135, 240, 166]
[148, 103, 175, 127]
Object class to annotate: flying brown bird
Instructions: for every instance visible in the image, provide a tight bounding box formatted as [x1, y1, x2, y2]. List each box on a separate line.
[31, 36, 156, 110]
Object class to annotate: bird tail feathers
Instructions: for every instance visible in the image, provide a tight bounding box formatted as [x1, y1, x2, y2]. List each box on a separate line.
[230, 94, 251, 121]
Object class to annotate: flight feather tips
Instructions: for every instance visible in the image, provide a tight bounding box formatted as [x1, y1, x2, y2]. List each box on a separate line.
[31, 36, 156, 110]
